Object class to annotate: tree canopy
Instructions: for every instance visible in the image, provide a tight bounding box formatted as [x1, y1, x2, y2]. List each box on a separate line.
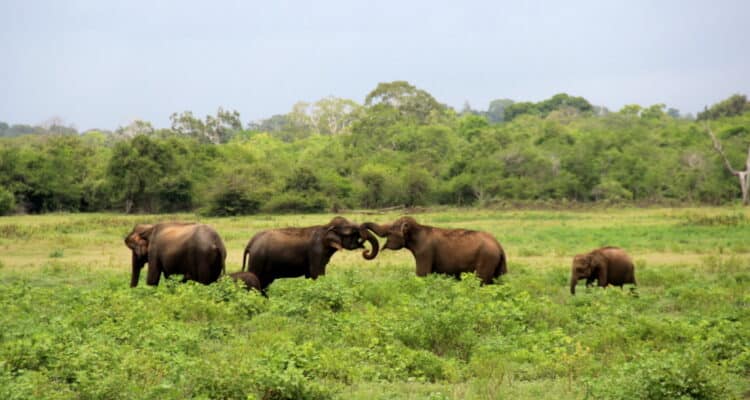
[1, 84, 748, 215]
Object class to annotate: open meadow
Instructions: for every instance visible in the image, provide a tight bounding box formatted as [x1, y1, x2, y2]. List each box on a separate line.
[1, 207, 749, 399]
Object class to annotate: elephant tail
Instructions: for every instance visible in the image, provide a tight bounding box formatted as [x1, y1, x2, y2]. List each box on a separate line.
[213, 243, 226, 277]
[243, 233, 265, 272]
[242, 247, 250, 272]
[220, 247, 226, 276]
[495, 251, 508, 278]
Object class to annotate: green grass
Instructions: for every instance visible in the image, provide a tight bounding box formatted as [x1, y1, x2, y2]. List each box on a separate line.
[1, 207, 749, 399]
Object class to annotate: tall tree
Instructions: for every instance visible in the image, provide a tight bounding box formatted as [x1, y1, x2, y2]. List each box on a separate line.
[170, 108, 241, 144]
[698, 94, 749, 120]
[311, 97, 361, 135]
[116, 120, 155, 138]
[106, 135, 193, 212]
[705, 124, 750, 205]
[486, 99, 514, 123]
[364, 81, 445, 124]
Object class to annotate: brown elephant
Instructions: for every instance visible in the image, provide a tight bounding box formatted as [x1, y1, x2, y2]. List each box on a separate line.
[570, 246, 636, 295]
[242, 216, 379, 290]
[124, 222, 226, 287]
[363, 216, 507, 284]
[228, 271, 262, 292]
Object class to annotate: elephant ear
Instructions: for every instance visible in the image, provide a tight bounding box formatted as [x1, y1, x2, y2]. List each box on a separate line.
[134, 234, 149, 257]
[400, 221, 410, 238]
[589, 251, 607, 273]
[128, 225, 154, 258]
[138, 225, 154, 240]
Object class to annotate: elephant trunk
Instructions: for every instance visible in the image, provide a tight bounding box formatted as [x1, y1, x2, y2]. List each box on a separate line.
[359, 225, 380, 260]
[362, 222, 389, 237]
[131, 252, 146, 288]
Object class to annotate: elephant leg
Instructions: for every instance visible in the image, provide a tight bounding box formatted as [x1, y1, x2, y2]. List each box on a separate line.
[597, 268, 609, 288]
[146, 263, 162, 286]
[415, 255, 433, 277]
[475, 256, 496, 285]
[145, 254, 162, 286]
[308, 267, 326, 279]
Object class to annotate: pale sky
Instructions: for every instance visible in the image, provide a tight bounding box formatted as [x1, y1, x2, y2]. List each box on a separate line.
[1, 0, 748, 130]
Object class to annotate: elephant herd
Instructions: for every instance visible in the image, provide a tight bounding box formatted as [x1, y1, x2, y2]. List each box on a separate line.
[124, 216, 636, 295]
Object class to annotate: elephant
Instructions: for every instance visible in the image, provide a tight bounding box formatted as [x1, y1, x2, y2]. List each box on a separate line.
[228, 271, 262, 292]
[124, 222, 226, 287]
[570, 246, 636, 295]
[362, 216, 507, 284]
[242, 216, 379, 290]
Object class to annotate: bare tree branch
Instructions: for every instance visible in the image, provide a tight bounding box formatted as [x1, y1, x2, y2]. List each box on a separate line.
[705, 123, 739, 175]
[705, 123, 750, 205]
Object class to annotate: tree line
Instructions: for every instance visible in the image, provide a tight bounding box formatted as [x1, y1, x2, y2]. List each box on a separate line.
[1, 82, 749, 215]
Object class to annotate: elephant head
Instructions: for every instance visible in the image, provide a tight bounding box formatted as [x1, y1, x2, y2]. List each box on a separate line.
[570, 251, 606, 295]
[124, 224, 154, 287]
[362, 216, 416, 251]
[326, 217, 379, 260]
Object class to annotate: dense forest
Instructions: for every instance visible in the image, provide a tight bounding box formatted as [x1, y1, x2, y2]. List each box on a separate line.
[1, 82, 749, 215]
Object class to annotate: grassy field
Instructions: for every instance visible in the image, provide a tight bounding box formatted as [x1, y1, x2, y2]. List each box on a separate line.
[1, 207, 749, 399]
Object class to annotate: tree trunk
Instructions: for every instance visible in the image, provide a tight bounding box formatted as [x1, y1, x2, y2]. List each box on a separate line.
[739, 171, 749, 205]
[706, 125, 750, 206]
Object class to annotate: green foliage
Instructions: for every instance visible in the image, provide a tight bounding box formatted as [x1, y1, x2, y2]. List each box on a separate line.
[206, 186, 261, 216]
[0, 186, 15, 215]
[697, 94, 750, 121]
[263, 192, 328, 213]
[2, 88, 750, 214]
[0, 210, 749, 398]
[505, 93, 593, 121]
[364, 81, 446, 124]
[170, 107, 242, 144]
[400, 167, 434, 206]
[591, 351, 731, 399]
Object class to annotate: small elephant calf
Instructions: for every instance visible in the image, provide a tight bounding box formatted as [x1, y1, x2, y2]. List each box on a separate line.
[570, 247, 636, 295]
[228, 271, 262, 293]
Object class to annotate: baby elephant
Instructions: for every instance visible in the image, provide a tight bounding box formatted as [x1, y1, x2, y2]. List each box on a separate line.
[228, 271, 262, 293]
[570, 247, 636, 295]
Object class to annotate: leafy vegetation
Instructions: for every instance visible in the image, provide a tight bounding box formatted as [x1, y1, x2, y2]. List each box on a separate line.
[0, 209, 748, 399]
[2, 87, 749, 215]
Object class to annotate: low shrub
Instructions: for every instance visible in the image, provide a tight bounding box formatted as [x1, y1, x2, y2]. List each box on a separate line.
[206, 187, 262, 216]
[590, 351, 731, 400]
[0, 186, 15, 215]
[263, 192, 328, 213]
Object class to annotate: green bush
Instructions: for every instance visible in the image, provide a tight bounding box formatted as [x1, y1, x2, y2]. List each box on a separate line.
[0, 186, 15, 215]
[206, 186, 262, 216]
[263, 192, 328, 213]
[591, 351, 731, 400]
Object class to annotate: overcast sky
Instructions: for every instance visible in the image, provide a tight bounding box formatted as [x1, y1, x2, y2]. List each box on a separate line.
[1, 0, 749, 131]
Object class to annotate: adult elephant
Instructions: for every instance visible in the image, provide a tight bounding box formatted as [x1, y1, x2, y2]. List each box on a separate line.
[124, 222, 226, 287]
[363, 216, 507, 284]
[242, 216, 379, 290]
[570, 246, 636, 295]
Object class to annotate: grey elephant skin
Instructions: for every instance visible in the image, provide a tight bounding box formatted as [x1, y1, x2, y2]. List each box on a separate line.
[570, 246, 636, 295]
[363, 216, 507, 284]
[242, 216, 379, 290]
[125, 222, 227, 287]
